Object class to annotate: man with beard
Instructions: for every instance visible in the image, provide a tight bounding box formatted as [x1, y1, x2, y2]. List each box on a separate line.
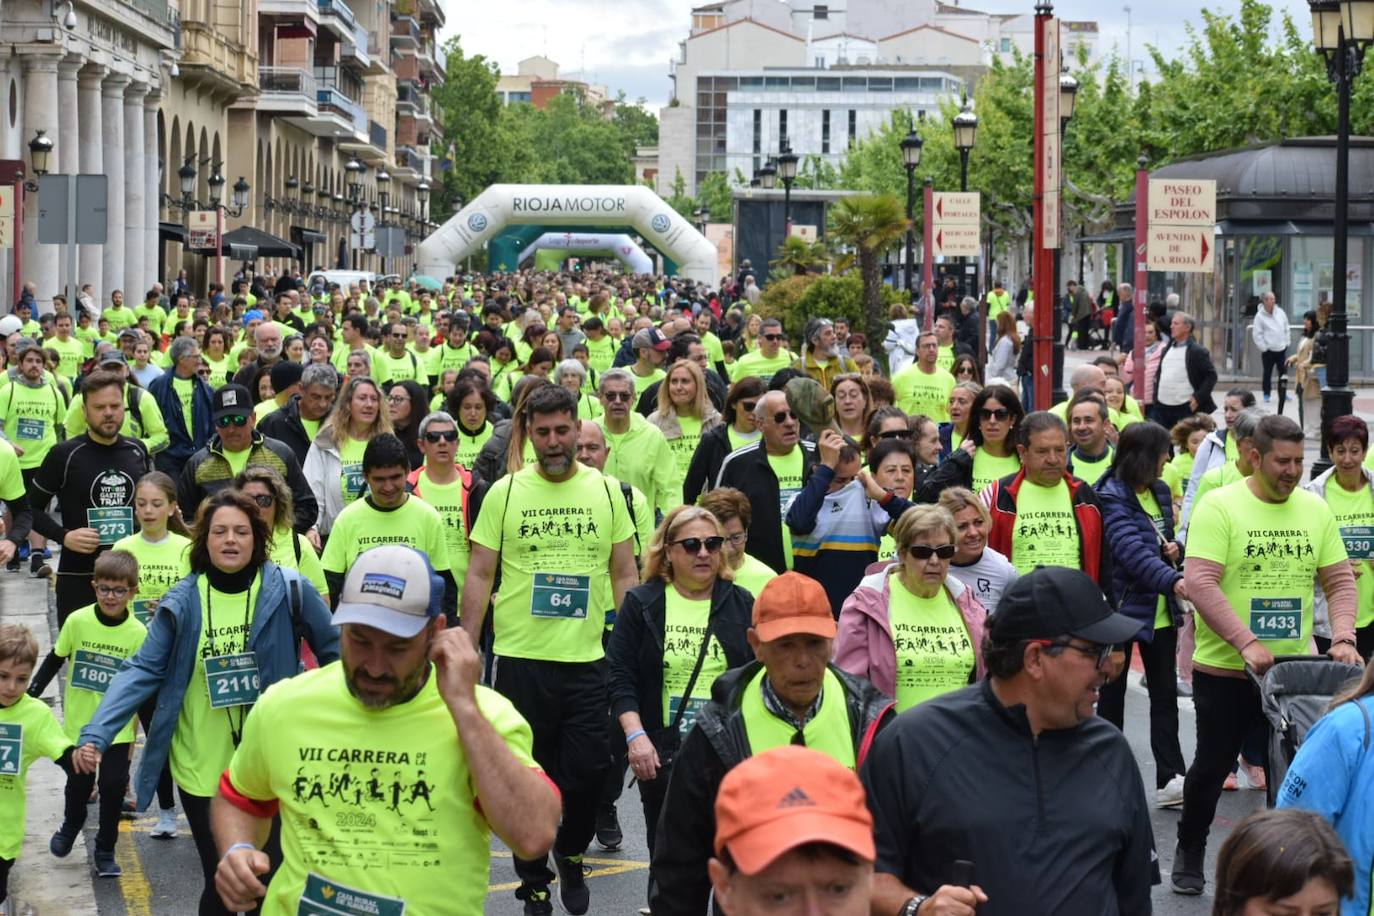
[791, 317, 858, 388]
[231, 320, 285, 391]
[461, 383, 638, 916]
[27, 370, 152, 624]
[210, 545, 560, 915]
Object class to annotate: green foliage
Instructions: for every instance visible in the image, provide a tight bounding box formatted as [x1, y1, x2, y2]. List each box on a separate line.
[769, 235, 829, 278]
[429, 38, 502, 220]
[666, 168, 696, 217]
[827, 193, 910, 348]
[755, 274, 821, 332]
[694, 171, 736, 222]
[757, 273, 903, 342]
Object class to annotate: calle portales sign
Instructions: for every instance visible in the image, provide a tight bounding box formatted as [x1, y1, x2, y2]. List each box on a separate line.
[417, 184, 717, 283]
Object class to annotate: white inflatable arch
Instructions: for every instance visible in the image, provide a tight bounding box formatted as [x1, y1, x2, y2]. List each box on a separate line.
[517, 233, 655, 275]
[417, 184, 717, 283]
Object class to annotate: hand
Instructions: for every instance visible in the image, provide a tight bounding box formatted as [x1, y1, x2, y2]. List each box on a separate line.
[0, 540, 14, 566]
[305, 528, 322, 552]
[959, 437, 977, 457]
[7, 442, 21, 457]
[627, 733, 660, 782]
[857, 469, 888, 501]
[215, 846, 271, 912]
[920, 884, 989, 915]
[1104, 648, 1128, 682]
[1241, 640, 1276, 676]
[72, 743, 102, 774]
[1162, 542, 1181, 564]
[1173, 579, 1190, 601]
[64, 528, 102, 554]
[430, 627, 481, 708]
[1328, 641, 1363, 666]
[817, 429, 845, 469]
[1104, 422, 1120, 446]
[1189, 397, 1198, 411]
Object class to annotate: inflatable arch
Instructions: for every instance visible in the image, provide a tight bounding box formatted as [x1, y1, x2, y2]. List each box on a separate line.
[516, 232, 654, 275]
[416, 184, 717, 284]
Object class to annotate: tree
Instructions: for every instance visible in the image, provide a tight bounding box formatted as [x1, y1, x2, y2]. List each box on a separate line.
[665, 168, 696, 217]
[429, 37, 502, 220]
[827, 194, 910, 350]
[770, 235, 828, 278]
[694, 171, 736, 222]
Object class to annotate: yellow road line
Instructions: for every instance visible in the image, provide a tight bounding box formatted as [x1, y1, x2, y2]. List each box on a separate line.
[116, 818, 154, 916]
[487, 851, 649, 894]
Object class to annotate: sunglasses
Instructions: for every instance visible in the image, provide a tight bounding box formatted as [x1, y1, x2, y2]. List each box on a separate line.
[250, 493, 275, 508]
[603, 390, 633, 403]
[762, 334, 784, 342]
[877, 429, 913, 440]
[980, 408, 1011, 422]
[216, 415, 249, 428]
[673, 536, 725, 555]
[739, 400, 758, 413]
[1032, 639, 1113, 670]
[425, 429, 459, 443]
[908, 543, 957, 560]
[771, 410, 797, 424]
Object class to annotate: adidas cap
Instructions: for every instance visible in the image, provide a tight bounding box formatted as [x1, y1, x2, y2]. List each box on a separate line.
[333, 545, 442, 638]
[713, 746, 874, 875]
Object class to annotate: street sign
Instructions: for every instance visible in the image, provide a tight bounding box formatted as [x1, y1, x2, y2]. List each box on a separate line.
[37, 175, 107, 245]
[932, 193, 980, 225]
[1147, 227, 1214, 273]
[1039, 18, 1061, 249]
[188, 211, 218, 251]
[788, 224, 817, 242]
[1148, 180, 1217, 227]
[350, 210, 376, 250]
[375, 225, 407, 259]
[933, 225, 981, 258]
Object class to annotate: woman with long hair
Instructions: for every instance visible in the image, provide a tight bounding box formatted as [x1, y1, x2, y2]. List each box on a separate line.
[1287, 309, 1325, 436]
[648, 360, 723, 487]
[831, 373, 873, 441]
[387, 379, 430, 470]
[739, 313, 762, 353]
[302, 376, 394, 539]
[987, 310, 1020, 384]
[474, 376, 553, 482]
[951, 354, 982, 385]
[917, 384, 1025, 500]
[446, 378, 497, 468]
[235, 464, 329, 604]
[201, 327, 234, 388]
[682, 376, 764, 502]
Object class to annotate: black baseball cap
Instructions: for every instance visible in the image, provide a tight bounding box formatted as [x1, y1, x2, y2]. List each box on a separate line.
[211, 384, 252, 422]
[988, 566, 1139, 645]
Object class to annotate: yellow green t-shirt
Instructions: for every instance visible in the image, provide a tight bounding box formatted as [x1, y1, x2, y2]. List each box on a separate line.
[172, 376, 195, 436]
[375, 350, 421, 386]
[470, 465, 634, 663]
[726, 426, 762, 451]
[630, 367, 666, 397]
[584, 335, 616, 375]
[1069, 446, 1114, 487]
[455, 422, 493, 469]
[223, 445, 253, 478]
[936, 345, 956, 374]
[729, 350, 792, 385]
[768, 448, 805, 570]
[300, 416, 321, 444]
[170, 574, 262, 796]
[48, 336, 86, 379]
[887, 575, 975, 711]
[1192, 460, 1245, 516]
[0, 439, 21, 502]
[732, 553, 776, 600]
[268, 528, 328, 601]
[1009, 479, 1080, 574]
[0, 694, 73, 858]
[971, 448, 1020, 495]
[339, 435, 368, 506]
[892, 365, 955, 422]
[321, 496, 453, 576]
[103, 305, 136, 331]
[1187, 481, 1347, 670]
[662, 589, 728, 734]
[667, 415, 703, 482]
[410, 471, 473, 585]
[0, 380, 65, 469]
[54, 605, 147, 743]
[1162, 451, 1195, 502]
[1322, 479, 1374, 628]
[112, 531, 191, 624]
[1135, 488, 1173, 629]
[226, 663, 537, 916]
[204, 353, 233, 389]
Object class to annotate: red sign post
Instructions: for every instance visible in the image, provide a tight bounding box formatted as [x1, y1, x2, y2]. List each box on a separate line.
[1032, 3, 1061, 410]
[1132, 158, 1149, 396]
[922, 178, 934, 330]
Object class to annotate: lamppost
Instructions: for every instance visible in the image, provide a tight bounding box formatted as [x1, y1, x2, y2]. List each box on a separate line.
[1309, 0, 1374, 473]
[345, 157, 366, 269]
[900, 124, 923, 297]
[375, 169, 391, 275]
[777, 143, 799, 237]
[952, 98, 979, 301]
[24, 129, 53, 192]
[1052, 69, 1079, 403]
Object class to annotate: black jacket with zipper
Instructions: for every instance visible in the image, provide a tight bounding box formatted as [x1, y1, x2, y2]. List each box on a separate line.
[649, 660, 894, 916]
[714, 440, 818, 573]
[256, 394, 313, 465]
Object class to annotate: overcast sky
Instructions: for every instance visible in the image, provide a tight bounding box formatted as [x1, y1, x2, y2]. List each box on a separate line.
[440, 0, 1313, 111]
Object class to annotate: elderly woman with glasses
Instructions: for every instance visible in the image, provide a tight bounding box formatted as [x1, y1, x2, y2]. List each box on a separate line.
[836, 504, 987, 711]
[607, 505, 755, 857]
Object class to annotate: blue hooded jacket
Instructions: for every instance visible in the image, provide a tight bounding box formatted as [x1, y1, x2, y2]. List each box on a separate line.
[1095, 468, 1183, 641]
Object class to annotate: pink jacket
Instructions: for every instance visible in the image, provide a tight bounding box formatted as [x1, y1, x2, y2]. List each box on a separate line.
[834, 564, 988, 699]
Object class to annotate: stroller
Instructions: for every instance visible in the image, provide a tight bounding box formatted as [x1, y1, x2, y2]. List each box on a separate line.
[1249, 655, 1365, 806]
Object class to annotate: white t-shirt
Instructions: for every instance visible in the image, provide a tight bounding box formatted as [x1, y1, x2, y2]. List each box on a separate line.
[948, 546, 1018, 615]
[1156, 342, 1194, 407]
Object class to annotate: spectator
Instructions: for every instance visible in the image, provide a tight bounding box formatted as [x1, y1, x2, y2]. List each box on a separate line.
[1152, 311, 1218, 429]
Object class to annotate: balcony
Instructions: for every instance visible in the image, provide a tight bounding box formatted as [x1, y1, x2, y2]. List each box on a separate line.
[417, 41, 444, 83]
[370, 120, 387, 150]
[366, 30, 390, 74]
[390, 15, 420, 49]
[394, 144, 424, 176]
[339, 22, 369, 68]
[316, 85, 367, 138]
[253, 66, 318, 115]
[341, 119, 389, 166]
[259, 0, 320, 22]
[396, 80, 428, 115]
[392, 53, 419, 82]
[317, 0, 356, 44]
[414, 0, 445, 27]
[178, 17, 257, 98]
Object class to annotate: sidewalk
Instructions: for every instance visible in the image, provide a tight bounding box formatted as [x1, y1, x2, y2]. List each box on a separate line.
[2, 568, 99, 915]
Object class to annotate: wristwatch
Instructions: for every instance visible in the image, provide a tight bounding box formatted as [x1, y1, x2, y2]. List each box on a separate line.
[900, 895, 927, 916]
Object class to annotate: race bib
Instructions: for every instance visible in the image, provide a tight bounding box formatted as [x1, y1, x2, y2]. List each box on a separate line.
[1250, 598, 1302, 641]
[132, 599, 154, 626]
[298, 873, 405, 916]
[89, 507, 134, 545]
[204, 653, 260, 709]
[779, 487, 801, 514]
[70, 649, 121, 694]
[0, 722, 20, 776]
[342, 463, 365, 500]
[668, 696, 709, 734]
[530, 573, 590, 619]
[1341, 525, 1374, 561]
[15, 418, 44, 440]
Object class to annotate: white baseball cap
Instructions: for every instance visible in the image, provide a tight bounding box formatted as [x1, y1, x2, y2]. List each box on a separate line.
[333, 545, 442, 638]
[0, 315, 22, 337]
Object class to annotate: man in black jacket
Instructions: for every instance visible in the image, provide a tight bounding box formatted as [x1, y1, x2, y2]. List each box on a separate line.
[257, 363, 339, 464]
[649, 573, 894, 916]
[1151, 311, 1218, 429]
[861, 567, 1157, 916]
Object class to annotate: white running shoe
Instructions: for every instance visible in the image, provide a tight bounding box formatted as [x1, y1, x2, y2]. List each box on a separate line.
[1156, 774, 1185, 808]
[150, 808, 178, 838]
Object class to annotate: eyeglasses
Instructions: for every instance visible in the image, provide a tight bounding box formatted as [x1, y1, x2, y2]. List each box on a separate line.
[216, 415, 249, 428]
[907, 543, 957, 561]
[603, 390, 633, 403]
[739, 400, 758, 413]
[249, 493, 275, 508]
[771, 410, 797, 424]
[1032, 639, 1113, 670]
[877, 429, 914, 441]
[388, 394, 410, 404]
[762, 334, 784, 342]
[724, 532, 748, 547]
[95, 585, 130, 598]
[672, 536, 725, 555]
[424, 429, 459, 443]
[980, 408, 1011, 422]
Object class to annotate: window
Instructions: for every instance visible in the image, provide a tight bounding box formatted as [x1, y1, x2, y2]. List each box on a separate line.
[753, 109, 762, 155]
[847, 109, 856, 146]
[815, 56, 826, 68]
[779, 109, 788, 149]
[999, 37, 1012, 52]
[813, 4, 828, 18]
[817, 76, 841, 92]
[822, 110, 831, 154]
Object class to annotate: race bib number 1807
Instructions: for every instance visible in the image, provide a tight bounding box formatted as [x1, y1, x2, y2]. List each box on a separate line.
[0, 722, 21, 776]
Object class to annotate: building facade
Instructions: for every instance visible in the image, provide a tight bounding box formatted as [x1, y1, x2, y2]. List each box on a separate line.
[496, 54, 612, 113]
[660, 0, 1098, 196]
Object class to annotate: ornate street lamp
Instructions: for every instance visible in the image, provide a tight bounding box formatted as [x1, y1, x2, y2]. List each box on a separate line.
[900, 125, 923, 295]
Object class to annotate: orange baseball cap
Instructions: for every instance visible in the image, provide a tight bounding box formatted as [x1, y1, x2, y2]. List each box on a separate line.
[714, 746, 875, 874]
[751, 572, 838, 642]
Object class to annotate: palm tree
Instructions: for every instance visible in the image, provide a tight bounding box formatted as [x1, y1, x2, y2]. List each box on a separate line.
[769, 235, 828, 278]
[827, 194, 909, 355]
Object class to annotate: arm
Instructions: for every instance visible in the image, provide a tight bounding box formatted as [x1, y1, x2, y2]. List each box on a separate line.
[1185, 557, 1266, 662]
[433, 628, 560, 860]
[1113, 762, 1161, 914]
[647, 730, 726, 916]
[610, 539, 637, 618]
[1102, 498, 1181, 596]
[281, 453, 318, 534]
[78, 600, 180, 751]
[177, 458, 202, 528]
[300, 444, 328, 530]
[459, 543, 499, 644]
[26, 649, 66, 697]
[323, 571, 344, 611]
[295, 578, 340, 665]
[438, 569, 458, 622]
[1318, 561, 1360, 658]
[3, 491, 32, 551]
[785, 464, 833, 535]
[211, 794, 275, 913]
[138, 391, 170, 456]
[1189, 345, 1217, 405]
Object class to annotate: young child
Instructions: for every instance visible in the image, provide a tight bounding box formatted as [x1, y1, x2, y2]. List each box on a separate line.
[0, 623, 77, 909]
[26, 551, 147, 877]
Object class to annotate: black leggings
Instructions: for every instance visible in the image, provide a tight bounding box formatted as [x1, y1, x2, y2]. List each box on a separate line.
[1096, 626, 1187, 789]
[179, 789, 281, 916]
[1178, 672, 1268, 852]
[0, 856, 12, 904]
[1260, 348, 1287, 398]
[62, 742, 132, 852]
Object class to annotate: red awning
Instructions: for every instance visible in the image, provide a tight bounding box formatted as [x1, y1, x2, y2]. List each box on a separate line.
[277, 19, 317, 39]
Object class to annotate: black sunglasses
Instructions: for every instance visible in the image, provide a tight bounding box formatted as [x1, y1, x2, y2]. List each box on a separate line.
[762, 334, 784, 342]
[603, 390, 633, 403]
[908, 544, 957, 560]
[216, 415, 249, 428]
[740, 400, 758, 413]
[1033, 639, 1112, 670]
[425, 429, 459, 443]
[772, 410, 797, 424]
[250, 493, 275, 508]
[673, 536, 725, 555]
[877, 429, 913, 440]
[980, 408, 1011, 422]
